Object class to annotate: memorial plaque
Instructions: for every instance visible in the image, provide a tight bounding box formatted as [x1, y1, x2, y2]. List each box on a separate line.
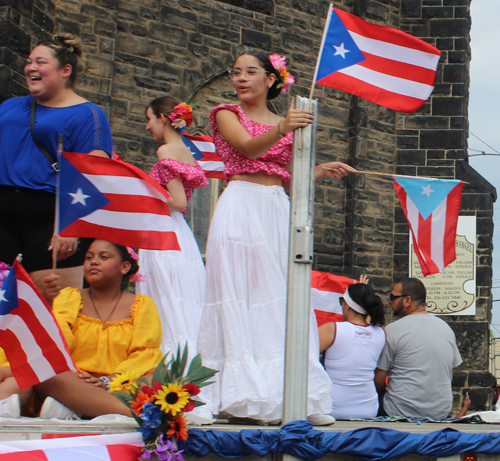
[409, 216, 476, 315]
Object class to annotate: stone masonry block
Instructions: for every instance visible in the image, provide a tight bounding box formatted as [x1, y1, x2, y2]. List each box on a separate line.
[241, 28, 272, 50]
[217, 0, 273, 16]
[420, 130, 464, 149]
[432, 97, 463, 116]
[282, 32, 313, 53]
[430, 19, 470, 38]
[198, 23, 239, 42]
[160, 6, 197, 30]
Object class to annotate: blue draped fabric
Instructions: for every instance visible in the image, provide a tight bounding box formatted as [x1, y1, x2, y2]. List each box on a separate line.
[179, 420, 500, 460]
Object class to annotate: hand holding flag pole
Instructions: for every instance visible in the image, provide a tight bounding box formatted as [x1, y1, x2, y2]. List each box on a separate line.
[322, 167, 468, 184]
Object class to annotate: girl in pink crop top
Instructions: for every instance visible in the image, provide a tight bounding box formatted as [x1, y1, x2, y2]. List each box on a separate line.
[137, 96, 208, 368]
[197, 51, 355, 424]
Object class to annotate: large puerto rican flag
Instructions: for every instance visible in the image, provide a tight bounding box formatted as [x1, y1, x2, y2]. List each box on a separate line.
[182, 133, 225, 179]
[312, 271, 356, 326]
[0, 260, 76, 389]
[57, 153, 180, 251]
[0, 433, 143, 460]
[313, 6, 441, 113]
[393, 176, 463, 276]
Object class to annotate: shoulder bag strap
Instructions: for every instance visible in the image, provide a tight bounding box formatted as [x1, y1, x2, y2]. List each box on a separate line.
[30, 98, 59, 172]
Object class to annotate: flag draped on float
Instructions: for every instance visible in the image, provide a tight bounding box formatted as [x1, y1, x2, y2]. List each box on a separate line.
[57, 153, 180, 251]
[0, 260, 76, 389]
[0, 433, 143, 460]
[394, 176, 463, 277]
[313, 6, 441, 112]
[311, 271, 356, 326]
[182, 133, 224, 179]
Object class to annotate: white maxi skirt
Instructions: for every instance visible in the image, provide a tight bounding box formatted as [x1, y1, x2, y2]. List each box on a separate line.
[198, 181, 332, 421]
[138, 211, 205, 363]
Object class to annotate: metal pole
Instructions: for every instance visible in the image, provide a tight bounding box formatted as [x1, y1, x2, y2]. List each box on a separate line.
[283, 95, 318, 429]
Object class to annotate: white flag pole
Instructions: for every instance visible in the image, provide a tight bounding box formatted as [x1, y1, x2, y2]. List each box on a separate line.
[299, 3, 333, 148]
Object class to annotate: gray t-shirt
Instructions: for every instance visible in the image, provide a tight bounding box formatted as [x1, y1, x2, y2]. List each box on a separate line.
[377, 314, 462, 419]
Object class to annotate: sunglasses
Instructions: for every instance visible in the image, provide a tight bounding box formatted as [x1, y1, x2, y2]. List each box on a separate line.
[389, 293, 409, 301]
[339, 297, 344, 305]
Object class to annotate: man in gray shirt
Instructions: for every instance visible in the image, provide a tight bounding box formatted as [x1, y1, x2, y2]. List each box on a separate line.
[374, 278, 462, 419]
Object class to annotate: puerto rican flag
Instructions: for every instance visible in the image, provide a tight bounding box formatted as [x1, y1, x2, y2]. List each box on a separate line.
[312, 271, 355, 326]
[0, 433, 143, 460]
[182, 133, 225, 179]
[394, 176, 463, 276]
[313, 6, 441, 113]
[57, 153, 180, 251]
[0, 260, 76, 389]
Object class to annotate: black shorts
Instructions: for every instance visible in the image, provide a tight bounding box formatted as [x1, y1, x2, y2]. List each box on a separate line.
[0, 186, 90, 273]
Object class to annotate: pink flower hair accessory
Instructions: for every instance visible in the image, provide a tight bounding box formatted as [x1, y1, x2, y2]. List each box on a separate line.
[126, 247, 139, 261]
[269, 54, 295, 93]
[0, 262, 10, 288]
[125, 248, 145, 283]
[168, 102, 193, 130]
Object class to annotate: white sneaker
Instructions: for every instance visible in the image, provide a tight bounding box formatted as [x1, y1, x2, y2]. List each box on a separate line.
[0, 394, 20, 418]
[307, 414, 336, 426]
[185, 406, 214, 426]
[40, 397, 80, 420]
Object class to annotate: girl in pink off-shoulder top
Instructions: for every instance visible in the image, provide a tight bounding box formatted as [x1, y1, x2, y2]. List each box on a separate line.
[197, 50, 356, 425]
[137, 96, 208, 369]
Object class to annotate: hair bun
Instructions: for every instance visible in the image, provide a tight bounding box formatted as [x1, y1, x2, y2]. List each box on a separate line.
[53, 33, 83, 58]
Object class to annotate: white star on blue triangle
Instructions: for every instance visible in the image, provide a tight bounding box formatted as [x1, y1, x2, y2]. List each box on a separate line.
[394, 177, 461, 220]
[58, 154, 110, 233]
[315, 9, 366, 82]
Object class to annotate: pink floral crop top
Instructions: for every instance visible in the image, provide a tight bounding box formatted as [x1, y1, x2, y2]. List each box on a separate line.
[150, 158, 208, 212]
[209, 104, 293, 182]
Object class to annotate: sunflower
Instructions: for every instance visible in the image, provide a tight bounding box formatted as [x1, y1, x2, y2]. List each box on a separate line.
[154, 382, 190, 415]
[166, 413, 188, 441]
[131, 391, 155, 416]
[109, 371, 141, 393]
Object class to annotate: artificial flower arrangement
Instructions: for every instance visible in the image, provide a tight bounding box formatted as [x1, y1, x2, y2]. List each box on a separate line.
[169, 102, 194, 130]
[110, 346, 217, 461]
[269, 53, 295, 93]
[0, 262, 10, 288]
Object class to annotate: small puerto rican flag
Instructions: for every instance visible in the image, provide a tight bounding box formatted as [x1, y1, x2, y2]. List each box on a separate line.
[57, 153, 180, 251]
[182, 133, 225, 179]
[311, 271, 355, 326]
[0, 260, 76, 389]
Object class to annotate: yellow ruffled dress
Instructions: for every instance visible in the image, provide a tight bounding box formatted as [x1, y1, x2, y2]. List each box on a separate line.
[53, 287, 164, 377]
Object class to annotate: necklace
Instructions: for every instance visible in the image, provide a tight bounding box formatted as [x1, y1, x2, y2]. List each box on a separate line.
[88, 289, 123, 330]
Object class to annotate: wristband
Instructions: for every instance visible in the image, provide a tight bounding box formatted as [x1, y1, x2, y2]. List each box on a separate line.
[276, 120, 286, 138]
[98, 376, 111, 391]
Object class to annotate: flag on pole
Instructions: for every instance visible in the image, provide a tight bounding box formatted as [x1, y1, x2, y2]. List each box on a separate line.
[0, 260, 76, 389]
[313, 6, 441, 113]
[182, 133, 225, 179]
[57, 153, 180, 251]
[0, 432, 143, 460]
[393, 176, 463, 276]
[312, 270, 356, 326]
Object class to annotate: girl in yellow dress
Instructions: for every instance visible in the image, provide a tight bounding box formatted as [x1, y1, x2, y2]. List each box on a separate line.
[0, 239, 163, 419]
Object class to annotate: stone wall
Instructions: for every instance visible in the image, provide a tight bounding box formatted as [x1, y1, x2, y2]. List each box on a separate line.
[0, 0, 496, 413]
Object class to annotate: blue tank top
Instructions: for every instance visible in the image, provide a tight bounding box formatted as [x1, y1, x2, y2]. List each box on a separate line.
[0, 95, 113, 193]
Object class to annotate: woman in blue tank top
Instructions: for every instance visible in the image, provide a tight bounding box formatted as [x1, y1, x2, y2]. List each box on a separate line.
[0, 33, 113, 292]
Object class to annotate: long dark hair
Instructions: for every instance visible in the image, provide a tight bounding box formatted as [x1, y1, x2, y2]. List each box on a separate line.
[348, 283, 385, 326]
[234, 50, 284, 100]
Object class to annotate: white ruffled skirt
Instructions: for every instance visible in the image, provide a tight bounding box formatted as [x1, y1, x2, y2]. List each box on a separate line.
[197, 181, 332, 421]
[138, 211, 205, 363]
